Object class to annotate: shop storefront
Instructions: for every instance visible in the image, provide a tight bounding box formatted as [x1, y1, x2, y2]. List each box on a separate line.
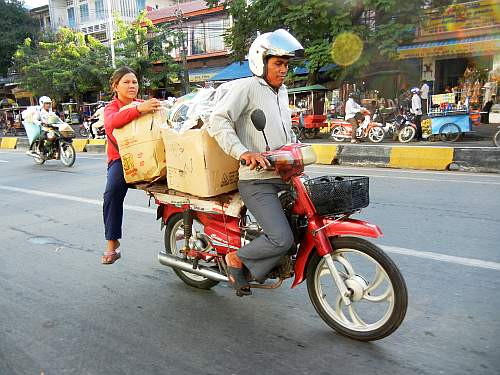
[398, 0, 500, 109]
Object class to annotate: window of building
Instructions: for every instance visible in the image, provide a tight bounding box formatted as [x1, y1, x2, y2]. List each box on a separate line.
[80, 3, 89, 22]
[205, 18, 228, 52]
[66, 0, 74, 6]
[95, 0, 105, 20]
[67, 7, 76, 27]
[191, 25, 206, 55]
[360, 10, 376, 31]
[136, 0, 145, 11]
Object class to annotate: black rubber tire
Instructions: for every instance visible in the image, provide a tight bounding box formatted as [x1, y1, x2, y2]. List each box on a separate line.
[306, 237, 408, 341]
[32, 142, 46, 165]
[292, 125, 302, 140]
[398, 126, 416, 143]
[439, 123, 461, 142]
[304, 129, 317, 139]
[60, 143, 76, 167]
[330, 126, 346, 142]
[79, 127, 89, 137]
[164, 213, 219, 290]
[493, 130, 500, 147]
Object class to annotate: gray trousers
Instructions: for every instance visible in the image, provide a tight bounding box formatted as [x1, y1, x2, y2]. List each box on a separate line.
[237, 179, 294, 280]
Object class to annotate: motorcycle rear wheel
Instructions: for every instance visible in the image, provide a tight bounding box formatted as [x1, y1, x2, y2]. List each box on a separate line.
[307, 237, 407, 341]
[398, 126, 416, 143]
[493, 130, 500, 147]
[32, 143, 46, 165]
[60, 143, 76, 167]
[79, 127, 89, 137]
[164, 213, 219, 290]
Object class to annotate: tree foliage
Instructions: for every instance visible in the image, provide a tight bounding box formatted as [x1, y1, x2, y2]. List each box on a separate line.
[206, 0, 454, 82]
[0, 0, 36, 76]
[13, 28, 113, 102]
[114, 11, 179, 92]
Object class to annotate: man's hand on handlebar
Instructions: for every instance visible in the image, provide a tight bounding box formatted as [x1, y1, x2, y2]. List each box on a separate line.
[239, 151, 271, 170]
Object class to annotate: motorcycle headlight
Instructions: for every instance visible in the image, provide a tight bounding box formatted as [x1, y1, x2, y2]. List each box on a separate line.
[47, 130, 56, 141]
[299, 145, 317, 166]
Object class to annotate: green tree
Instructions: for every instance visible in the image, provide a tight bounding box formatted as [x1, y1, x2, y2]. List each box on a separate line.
[206, 0, 433, 82]
[0, 0, 36, 76]
[114, 12, 179, 94]
[13, 28, 113, 102]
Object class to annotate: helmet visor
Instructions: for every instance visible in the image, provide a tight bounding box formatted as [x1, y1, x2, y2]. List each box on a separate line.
[266, 29, 304, 58]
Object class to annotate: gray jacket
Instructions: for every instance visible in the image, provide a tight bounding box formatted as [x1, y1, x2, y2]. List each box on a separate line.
[207, 76, 295, 180]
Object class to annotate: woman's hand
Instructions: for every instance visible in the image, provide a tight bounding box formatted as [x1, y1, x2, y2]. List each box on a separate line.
[136, 99, 161, 114]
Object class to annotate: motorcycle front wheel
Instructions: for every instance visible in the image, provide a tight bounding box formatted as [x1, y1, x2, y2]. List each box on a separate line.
[367, 127, 385, 143]
[79, 126, 89, 137]
[60, 143, 76, 167]
[164, 213, 219, 290]
[329, 126, 346, 142]
[32, 142, 46, 165]
[307, 237, 407, 341]
[398, 126, 416, 143]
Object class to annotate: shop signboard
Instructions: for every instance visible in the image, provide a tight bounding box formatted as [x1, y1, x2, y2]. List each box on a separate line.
[420, 0, 500, 36]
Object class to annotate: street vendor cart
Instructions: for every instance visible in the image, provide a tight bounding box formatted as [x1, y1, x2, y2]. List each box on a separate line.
[0, 106, 27, 136]
[288, 85, 328, 139]
[422, 92, 473, 142]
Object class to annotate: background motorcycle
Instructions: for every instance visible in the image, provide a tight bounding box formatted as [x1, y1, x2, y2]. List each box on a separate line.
[156, 109, 407, 341]
[79, 116, 105, 139]
[383, 112, 417, 143]
[27, 116, 76, 167]
[329, 110, 385, 143]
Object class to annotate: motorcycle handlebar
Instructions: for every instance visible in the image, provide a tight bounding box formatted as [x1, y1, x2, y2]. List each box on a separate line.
[240, 157, 274, 171]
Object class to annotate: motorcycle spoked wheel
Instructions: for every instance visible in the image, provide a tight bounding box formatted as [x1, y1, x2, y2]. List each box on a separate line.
[164, 213, 219, 290]
[398, 126, 416, 143]
[60, 143, 76, 167]
[329, 126, 346, 142]
[306, 237, 408, 341]
[291, 125, 302, 140]
[79, 126, 89, 137]
[367, 127, 385, 143]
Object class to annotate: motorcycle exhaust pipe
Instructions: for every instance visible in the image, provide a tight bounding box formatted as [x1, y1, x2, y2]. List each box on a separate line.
[158, 251, 229, 283]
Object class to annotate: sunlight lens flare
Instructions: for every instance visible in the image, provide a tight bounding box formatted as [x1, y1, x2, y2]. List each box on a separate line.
[331, 32, 364, 67]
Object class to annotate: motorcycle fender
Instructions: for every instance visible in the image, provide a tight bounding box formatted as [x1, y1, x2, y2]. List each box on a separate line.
[161, 204, 184, 226]
[291, 219, 383, 288]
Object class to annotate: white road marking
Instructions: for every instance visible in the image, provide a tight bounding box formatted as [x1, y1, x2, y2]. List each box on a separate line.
[381, 245, 500, 271]
[307, 167, 500, 185]
[0, 185, 154, 214]
[1, 184, 499, 272]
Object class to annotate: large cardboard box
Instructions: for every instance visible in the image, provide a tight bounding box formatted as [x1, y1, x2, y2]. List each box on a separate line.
[113, 108, 167, 184]
[161, 128, 239, 197]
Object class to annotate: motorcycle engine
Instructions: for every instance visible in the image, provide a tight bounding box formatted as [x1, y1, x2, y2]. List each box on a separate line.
[46, 130, 57, 141]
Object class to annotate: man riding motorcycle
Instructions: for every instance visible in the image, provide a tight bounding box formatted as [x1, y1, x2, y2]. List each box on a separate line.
[208, 29, 303, 296]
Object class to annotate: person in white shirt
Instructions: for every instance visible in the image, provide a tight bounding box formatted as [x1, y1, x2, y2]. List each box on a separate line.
[410, 87, 422, 141]
[36, 96, 54, 125]
[420, 80, 430, 114]
[344, 92, 363, 143]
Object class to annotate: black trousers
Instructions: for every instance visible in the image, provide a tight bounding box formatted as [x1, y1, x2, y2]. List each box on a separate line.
[103, 159, 128, 240]
[415, 115, 422, 140]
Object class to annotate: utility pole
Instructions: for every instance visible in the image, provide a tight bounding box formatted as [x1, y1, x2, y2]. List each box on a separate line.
[106, 0, 116, 68]
[175, 6, 190, 95]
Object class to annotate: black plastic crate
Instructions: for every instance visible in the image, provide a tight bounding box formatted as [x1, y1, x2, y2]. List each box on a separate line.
[304, 176, 369, 216]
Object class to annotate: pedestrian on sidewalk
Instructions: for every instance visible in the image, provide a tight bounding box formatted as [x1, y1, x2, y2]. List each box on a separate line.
[410, 87, 423, 141]
[420, 80, 430, 115]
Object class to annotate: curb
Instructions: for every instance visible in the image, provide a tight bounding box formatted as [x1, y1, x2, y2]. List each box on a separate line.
[0, 137, 17, 149]
[307, 143, 500, 173]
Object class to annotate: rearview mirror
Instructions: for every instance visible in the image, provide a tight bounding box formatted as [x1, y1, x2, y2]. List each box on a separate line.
[250, 109, 266, 131]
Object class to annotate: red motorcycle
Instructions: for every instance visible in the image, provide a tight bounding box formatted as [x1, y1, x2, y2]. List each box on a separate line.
[329, 109, 385, 143]
[154, 110, 407, 341]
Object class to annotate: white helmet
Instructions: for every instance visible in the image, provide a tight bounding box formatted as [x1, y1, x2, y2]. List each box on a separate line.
[410, 87, 420, 94]
[248, 29, 304, 77]
[39, 96, 52, 106]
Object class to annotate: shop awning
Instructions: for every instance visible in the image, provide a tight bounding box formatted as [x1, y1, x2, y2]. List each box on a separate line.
[171, 66, 225, 83]
[208, 61, 252, 81]
[398, 34, 500, 59]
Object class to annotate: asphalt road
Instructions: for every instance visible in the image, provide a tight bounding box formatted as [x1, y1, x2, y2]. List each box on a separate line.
[1, 150, 499, 375]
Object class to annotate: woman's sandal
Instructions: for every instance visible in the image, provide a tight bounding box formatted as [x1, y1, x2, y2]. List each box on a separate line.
[101, 250, 121, 265]
[225, 253, 252, 297]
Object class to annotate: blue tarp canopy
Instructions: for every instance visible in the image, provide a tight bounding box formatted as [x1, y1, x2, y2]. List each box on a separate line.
[208, 61, 252, 81]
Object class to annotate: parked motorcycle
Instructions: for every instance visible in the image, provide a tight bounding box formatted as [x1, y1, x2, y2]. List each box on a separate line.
[383, 113, 417, 143]
[156, 109, 407, 341]
[79, 116, 105, 139]
[26, 115, 76, 167]
[329, 110, 385, 143]
[494, 126, 500, 147]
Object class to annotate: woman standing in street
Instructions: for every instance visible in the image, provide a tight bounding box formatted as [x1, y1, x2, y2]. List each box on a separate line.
[101, 66, 161, 264]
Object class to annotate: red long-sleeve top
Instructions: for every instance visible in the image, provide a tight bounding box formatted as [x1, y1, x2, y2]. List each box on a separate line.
[104, 97, 143, 164]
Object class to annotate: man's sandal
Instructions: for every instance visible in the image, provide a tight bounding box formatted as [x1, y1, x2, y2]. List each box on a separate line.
[101, 250, 121, 265]
[226, 266, 252, 296]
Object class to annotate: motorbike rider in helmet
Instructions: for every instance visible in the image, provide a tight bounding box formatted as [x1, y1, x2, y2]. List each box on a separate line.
[208, 29, 303, 296]
[36, 96, 54, 125]
[410, 87, 422, 141]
